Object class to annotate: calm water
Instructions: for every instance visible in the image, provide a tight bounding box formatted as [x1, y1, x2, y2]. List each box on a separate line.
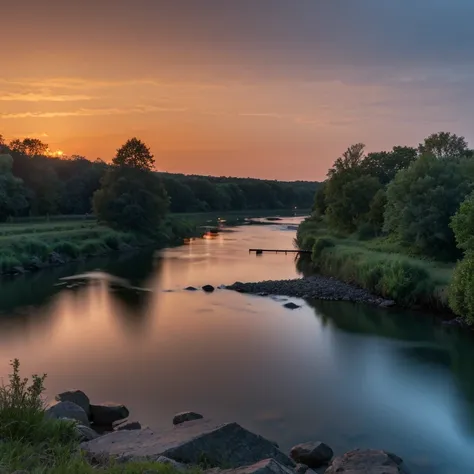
[1, 218, 474, 474]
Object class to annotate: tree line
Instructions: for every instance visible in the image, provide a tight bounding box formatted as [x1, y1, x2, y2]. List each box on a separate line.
[0, 134, 318, 222]
[313, 131, 474, 321]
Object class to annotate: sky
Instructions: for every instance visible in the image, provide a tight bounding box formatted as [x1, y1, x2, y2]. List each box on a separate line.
[2, 0, 474, 180]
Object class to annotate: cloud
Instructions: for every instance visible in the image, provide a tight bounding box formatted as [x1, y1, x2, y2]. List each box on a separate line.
[239, 113, 284, 119]
[0, 77, 224, 90]
[0, 105, 188, 119]
[0, 92, 93, 102]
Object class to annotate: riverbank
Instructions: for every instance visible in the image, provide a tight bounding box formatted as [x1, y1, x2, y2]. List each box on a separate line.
[296, 216, 453, 311]
[0, 210, 308, 277]
[2, 360, 409, 473]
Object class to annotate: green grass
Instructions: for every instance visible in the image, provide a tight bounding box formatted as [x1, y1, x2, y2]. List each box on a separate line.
[0, 359, 199, 474]
[297, 217, 454, 308]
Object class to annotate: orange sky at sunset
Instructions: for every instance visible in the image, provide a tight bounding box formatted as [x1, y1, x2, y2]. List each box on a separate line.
[3, 0, 474, 180]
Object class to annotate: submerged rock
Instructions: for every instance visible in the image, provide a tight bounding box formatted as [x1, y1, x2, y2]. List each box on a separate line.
[81, 419, 294, 468]
[46, 401, 90, 427]
[202, 285, 215, 293]
[173, 411, 204, 425]
[55, 390, 91, 417]
[90, 403, 129, 426]
[185, 286, 198, 291]
[283, 302, 301, 310]
[290, 441, 333, 467]
[325, 449, 407, 474]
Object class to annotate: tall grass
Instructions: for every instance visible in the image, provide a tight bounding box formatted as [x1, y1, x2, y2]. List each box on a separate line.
[0, 359, 198, 473]
[297, 217, 452, 308]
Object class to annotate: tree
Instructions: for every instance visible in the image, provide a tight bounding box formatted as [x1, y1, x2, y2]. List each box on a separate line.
[361, 146, 417, 184]
[328, 143, 365, 177]
[113, 137, 154, 171]
[451, 191, 474, 252]
[9, 138, 48, 156]
[418, 132, 468, 159]
[367, 188, 387, 231]
[384, 153, 473, 259]
[93, 139, 168, 233]
[313, 184, 327, 216]
[0, 154, 29, 221]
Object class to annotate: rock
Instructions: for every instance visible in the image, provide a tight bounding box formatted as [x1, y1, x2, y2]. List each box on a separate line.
[49, 251, 65, 265]
[283, 302, 301, 310]
[290, 442, 333, 468]
[81, 419, 294, 468]
[221, 458, 293, 474]
[379, 300, 396, 308]
[113, 420, 142, 431]
[75, 424, 100, 441]
[185, 286, 198, 291]
[46, 401, 89, 427]
[90, 403, 129, 426]
[55, 390, 91, 417]
[173, 411, 204, 425]
[294, 464, 309, 474]
[13, 266, 26, 274]
[442, 317, 468, 328]
[202, 285, 215, 293]
[325, 449, 407, 474]
[155, 456, 188, 471]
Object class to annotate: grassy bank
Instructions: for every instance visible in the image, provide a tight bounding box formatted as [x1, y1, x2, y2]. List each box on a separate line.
[0, 209, 306, 276]
[0, 360, 192, 474]
[0, 217, 196, 276]
[297, 217, 454, 309]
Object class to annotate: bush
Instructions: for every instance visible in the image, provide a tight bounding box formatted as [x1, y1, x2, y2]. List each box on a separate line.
[312, 237, 335, 260]
[53, 241, 80, 258]
[356, 222, 378, 241]
[79, 239, 108, 256]
[12, 238, 50, 259]
[103, 231, 120, 250]
[0, 253, 21, 273]
[376, 259, 434, 304]
[449, 252, 474, 324]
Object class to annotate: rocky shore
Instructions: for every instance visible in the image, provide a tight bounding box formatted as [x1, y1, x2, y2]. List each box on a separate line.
[226, 277, 396, 308]
[46, 389, 409, 474]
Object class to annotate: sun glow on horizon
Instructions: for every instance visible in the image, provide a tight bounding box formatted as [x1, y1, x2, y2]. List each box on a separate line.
[45, 149, 64, 158]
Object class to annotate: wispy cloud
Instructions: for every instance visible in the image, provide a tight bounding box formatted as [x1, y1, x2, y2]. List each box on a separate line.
[239, 112, 284, 119]
[0, 92, 93, 102]
[0, 77, 224, 90]
[0, 105, 188, 119]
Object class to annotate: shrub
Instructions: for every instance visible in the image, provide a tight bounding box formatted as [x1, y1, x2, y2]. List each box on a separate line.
[0, 253, 21, 273]
[53, 241, 80, 258]
[448, 252, 474, 324]
[356, 222, 378, 241]
[103, 231, 121, 250]
[376, 259, 433, 304]
[312, 237, 335, 260]
[79, 239, 108, 256]
[12, 238, 50, 259]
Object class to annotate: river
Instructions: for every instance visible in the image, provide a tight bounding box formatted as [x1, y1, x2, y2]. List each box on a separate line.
[0, 217, 473, 474]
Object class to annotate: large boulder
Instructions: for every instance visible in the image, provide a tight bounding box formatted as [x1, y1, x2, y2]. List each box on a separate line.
[55, 390, 91, 417]
[90, 403, 129, 426]
[173, 411, 204, 425]
[325, 450, 407, 474]
[290, 441, 333, 467]
[81, 419, 294, 468]
[46, 401, 89, 427]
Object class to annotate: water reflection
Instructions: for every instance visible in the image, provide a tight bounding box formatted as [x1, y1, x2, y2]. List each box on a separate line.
[0, 219, 473, 474]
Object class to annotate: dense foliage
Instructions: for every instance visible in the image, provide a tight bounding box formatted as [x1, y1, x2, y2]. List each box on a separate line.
[302, 131, 474, 315]
[0, 136, 318, 222]
[94, 139, 169, 233]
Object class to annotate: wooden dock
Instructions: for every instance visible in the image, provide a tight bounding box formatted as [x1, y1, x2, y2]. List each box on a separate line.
[249, 248, 311, 255]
